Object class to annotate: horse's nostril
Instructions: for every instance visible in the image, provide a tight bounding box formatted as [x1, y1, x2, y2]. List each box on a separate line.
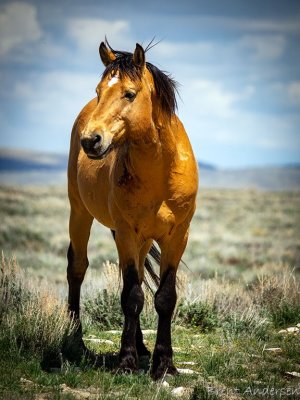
[93, 134, 102, 146]
[81, 138, 92, 151]
[81, 135, 102, 152]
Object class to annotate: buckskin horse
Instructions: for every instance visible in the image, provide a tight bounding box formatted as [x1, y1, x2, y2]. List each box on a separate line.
[67, 40, 198, 379]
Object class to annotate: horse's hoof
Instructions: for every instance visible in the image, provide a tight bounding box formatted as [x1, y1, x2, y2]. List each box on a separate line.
[117, 366, 137, 375]
[166, 364, 179, 375]
[118, 353, 138, 374]
[61, 334, 96, 365]
[41, 351, 62, 372]
[117, 365, 138, 374]
[150, 361, 178, 380]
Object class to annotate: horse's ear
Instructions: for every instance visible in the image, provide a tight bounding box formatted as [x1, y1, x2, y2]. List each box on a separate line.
[99, 42, 116, 66]
[133, 43, 145, 69]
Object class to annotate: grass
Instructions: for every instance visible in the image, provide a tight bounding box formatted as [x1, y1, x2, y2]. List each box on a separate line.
[0, 185, 300, 399]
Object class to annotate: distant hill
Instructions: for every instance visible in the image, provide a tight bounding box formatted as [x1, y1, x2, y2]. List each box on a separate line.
[0, 148, 300, 190]
[199, 167, 300, 191]
[0, 149, 68, 185]
[0, 149, 68, 172]
[198, 161, 216, 171]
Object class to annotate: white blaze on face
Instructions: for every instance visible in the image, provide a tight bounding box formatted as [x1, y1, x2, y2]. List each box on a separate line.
[108, 76, 119, 87]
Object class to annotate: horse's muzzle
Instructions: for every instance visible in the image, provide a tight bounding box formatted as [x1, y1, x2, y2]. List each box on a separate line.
[80, 134, 102, 153]
[80, 135, 112, 160]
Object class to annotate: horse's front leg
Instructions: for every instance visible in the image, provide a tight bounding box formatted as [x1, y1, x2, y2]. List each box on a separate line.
[115, 230, 144, 372]
[66, 203, 93, 357]
[151, 227, 189, 380]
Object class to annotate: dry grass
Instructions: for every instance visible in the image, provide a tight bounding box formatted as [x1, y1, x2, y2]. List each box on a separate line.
[1, 185, 299, 285]
[253, 264, 300, 327]
[184, 276, 266, 333]
[0, 254, 75, 358]
[173, 262, 300, 339]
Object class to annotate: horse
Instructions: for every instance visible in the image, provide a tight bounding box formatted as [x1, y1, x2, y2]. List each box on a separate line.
[67, 40, 198, 380]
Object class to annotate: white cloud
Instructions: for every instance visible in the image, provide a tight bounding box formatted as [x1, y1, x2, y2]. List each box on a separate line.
[182, 103, 300, 164]
[0, 68, 100, 153]
[67, 17, 131, 52]
[187, 80, 238, 118]
[238, 34, 286, 61]
[13, 70, 98, 125]
[149, 35, 286, 84]
[287, 81, 300, 105]
[186, 104, 300, 151]
[239, 113, 300, 150]
[232, 17, 300, 34]
[151, 41, 214, 60]
[192, 15, 300, 34]
[270, 81, 300, 107]
[176, 76, 298, 162]
[0, 2, 42, 56]
[181, 79, 254, 119]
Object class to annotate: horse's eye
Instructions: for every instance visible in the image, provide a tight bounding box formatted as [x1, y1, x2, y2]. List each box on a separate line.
[124, 91, 136, 101]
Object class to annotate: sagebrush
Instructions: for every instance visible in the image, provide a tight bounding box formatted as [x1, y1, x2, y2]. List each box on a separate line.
[0, 254, 75, 360]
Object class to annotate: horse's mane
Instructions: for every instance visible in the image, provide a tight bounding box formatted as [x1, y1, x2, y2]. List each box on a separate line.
[102, 41, 178, 117]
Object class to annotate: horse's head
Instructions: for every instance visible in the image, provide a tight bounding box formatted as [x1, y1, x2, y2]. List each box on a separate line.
[80, 41, 177, 160]
[81, 42, 154, 159]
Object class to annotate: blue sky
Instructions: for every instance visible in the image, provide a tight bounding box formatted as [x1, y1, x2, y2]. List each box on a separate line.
[0, 0, 300, 167]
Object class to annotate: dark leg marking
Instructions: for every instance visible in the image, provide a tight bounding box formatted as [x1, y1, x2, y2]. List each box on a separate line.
[67, 242, 88, 318]
[65, 243, 90, 360]
[136, 319, 151, 357]
[119, 264, 144, 372]
[151, 268, 177, 380]
[112, 230, 150, 358]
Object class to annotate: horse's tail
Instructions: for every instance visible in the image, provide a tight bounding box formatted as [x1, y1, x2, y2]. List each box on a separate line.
[111, 230, 160, 290]
[145, 243, 160, 289]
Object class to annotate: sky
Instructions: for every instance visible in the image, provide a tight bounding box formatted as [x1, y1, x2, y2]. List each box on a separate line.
[0, 0, 300, 168]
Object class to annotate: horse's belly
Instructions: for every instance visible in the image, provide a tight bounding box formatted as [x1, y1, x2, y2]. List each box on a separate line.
[77, 154, 114, 229]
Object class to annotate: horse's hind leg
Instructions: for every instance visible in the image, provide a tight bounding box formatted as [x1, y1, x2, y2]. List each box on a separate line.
[67, 203, 93, 353]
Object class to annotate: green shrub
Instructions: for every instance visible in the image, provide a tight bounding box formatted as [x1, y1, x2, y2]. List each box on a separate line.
[176, 301, 219, 332]
[83, 289, 123, 330]
[270, 301, 300, 327]
[221, 312, 270, 340]
[0, 226, 46, 251]
[184, 277, 272, 338]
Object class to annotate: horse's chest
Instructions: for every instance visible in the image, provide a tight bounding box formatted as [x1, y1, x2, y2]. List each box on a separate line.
[76, 152, 174, 236]
[77, 155, 113, 227]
